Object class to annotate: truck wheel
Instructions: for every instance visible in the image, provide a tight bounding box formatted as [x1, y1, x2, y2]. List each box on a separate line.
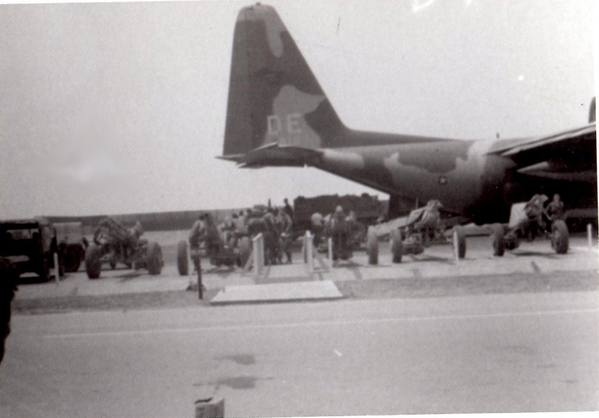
[146, 242, 163, 275]
[58, 255, 65, 277]
[391, 228, 403, 263]
[491, 224, 505, 257]
[552, 220, 569, 254]
[177, 240, 189, 276]
[367, 227, 378, 265]
[238, 237, 251, 268]
[85, 244, 102, 279]
[63, 246, 82, 272]
[453, 225, 467, 259]
[37, 258, 51, 281]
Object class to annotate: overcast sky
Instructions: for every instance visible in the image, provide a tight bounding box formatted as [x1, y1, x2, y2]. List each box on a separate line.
[0, 0, 596, 218]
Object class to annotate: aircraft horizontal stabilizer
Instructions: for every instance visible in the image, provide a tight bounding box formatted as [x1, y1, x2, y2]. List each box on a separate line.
[218, 143, 323, 168]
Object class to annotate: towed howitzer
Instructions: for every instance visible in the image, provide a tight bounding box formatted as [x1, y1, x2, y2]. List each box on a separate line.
[85, 217, 163, 279]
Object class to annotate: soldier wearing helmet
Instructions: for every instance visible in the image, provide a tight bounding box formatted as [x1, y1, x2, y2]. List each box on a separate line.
[544, 194, 565, 223]
[326, 206, 350, 264]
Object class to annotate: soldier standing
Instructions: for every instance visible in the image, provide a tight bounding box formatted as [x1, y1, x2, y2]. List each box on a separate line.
[311, 212, 324, 246]
[523, 194, 548, 239]
[327, 206, 350, 264]
[283, 198, 294, 220]
[189, 214, 204, 250]
[545, 194, 565, 224]
[189, 214, 220, 258]
[277, 209, 293, 264]
[235, 210, 248, 235]
[263, 209, 279, 265]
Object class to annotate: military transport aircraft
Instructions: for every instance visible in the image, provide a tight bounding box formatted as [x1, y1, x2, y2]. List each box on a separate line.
[219, 3, 597, 224]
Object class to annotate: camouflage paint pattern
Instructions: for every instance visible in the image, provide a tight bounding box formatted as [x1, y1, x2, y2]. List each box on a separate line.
[222, 4, 596, 224]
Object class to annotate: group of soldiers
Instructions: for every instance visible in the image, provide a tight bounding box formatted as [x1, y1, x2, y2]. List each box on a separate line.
[187, 200, 369, 266]
[188, 202, 294, 266]
[310, 206, 366, 262]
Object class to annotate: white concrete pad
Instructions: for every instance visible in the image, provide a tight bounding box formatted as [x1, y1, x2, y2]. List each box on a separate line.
[210, 280, 343, 305]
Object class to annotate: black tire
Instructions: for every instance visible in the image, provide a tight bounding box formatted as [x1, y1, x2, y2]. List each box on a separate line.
[238, 237, 251, 268]
[366, 227, 378, 265]
[85, 244, 102, 279]
[57, 255, 65, 278]
[177, 240, 189, 276]
[552, 220, 569, 254]
[453, 225, 467, 259]
[491, 224, 505, 257]
[38, 258, 50, 281]
[391, 228, 403, 263]
[146, 242, 163, 275]
[63, 246, 82, 273]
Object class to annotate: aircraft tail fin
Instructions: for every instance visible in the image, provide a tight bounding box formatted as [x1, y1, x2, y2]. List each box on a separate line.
[222, 4, 344, 158]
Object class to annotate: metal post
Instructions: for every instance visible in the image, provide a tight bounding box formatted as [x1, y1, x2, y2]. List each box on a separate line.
[306, 231, 314, 273]
[301, 233, 306, 263]
[327, 237, 333, 263]
[197, 255, 203, 300]
[187, 243, 192, 276]
[253, 233, 264, 277]
[186, 242, 194, 290]
[452, 230, 459, 264]
[587, 223, 593, 250]
[53, 253, 60, 284]
[259, 235, 264, 272]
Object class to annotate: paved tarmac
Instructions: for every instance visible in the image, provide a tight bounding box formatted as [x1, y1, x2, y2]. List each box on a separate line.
[1, 290, 597, 417]
[2, 233, 598, 417]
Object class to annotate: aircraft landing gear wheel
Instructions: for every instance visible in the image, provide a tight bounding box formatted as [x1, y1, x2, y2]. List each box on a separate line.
[177, 240, 189, 276]
[453, 225, 466, 259]
[366, 227, 378, 265]
[491, 224, 505, 257]
[391, 228, 403, 263]
[551, 220, 569, 254]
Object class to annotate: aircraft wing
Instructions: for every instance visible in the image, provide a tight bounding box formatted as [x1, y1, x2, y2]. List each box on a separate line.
[488, 123, 596, 182]
[217, 143, 323, 168]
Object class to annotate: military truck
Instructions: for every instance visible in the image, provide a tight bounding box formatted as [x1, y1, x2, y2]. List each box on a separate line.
[0, 217, 63, 281]
[55, 222, 87, 273]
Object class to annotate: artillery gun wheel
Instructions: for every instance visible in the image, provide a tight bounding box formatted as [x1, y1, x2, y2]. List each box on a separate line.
[238, 237, 251, 267]
[146, 242, 163, 275]
[551, 220, 569, 254]
[177, 240, 189, 276]
[85, 244, 102, 279]
[391, 228, 403, 263]
[366, 227, 378, 265]
[491, 224, 505, 257]
[453, 225, 467, 259]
